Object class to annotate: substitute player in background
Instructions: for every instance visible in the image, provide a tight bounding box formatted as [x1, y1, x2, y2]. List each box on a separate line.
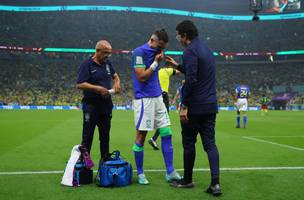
[148, 63, 180, 150]
[235, 84, 250, 128]
[131, 29, 181, 185]
[260, 94, 269, 115]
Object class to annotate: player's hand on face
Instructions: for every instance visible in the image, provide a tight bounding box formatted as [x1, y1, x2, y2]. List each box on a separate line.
[179, 107, 189, 123]
[165, 56, 179, 67]
[155, 52, 164, 63]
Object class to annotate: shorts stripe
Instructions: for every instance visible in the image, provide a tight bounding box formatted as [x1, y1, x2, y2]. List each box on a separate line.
[136, 99, 144, 130]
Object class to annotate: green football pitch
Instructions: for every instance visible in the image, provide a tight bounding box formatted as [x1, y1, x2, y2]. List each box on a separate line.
[0, 110, 303, 200]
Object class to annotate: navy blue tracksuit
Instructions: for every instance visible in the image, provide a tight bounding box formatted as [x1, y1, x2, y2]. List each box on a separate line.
[178, 37, 220, 184]
[77, 57, 115, 159]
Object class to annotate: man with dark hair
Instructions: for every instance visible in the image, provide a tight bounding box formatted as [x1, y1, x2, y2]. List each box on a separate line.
[175, 20, 198, 40]
[76, 40, 121, 160]
[153, 28, 169, 43]
[166, 20, 222, 196]
[131, 29, 181, 185]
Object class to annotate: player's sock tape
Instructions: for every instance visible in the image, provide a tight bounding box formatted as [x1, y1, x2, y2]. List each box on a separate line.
[133, 143, 144, 152]
[159, 126, 172, 137]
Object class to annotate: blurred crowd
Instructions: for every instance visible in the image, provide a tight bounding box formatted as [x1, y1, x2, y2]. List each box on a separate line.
[1, 11, 303, 107]
[0, 11, 303, 52]
[1, 52, 303, 107]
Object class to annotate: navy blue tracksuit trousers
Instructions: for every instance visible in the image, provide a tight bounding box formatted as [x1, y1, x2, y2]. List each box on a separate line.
[81, 102, 112, 159]
[181, 113, 220, 183]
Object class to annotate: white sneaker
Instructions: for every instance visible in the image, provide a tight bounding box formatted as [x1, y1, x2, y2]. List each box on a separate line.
[166, 170, 182, 182]
[138, 174, 150, 185]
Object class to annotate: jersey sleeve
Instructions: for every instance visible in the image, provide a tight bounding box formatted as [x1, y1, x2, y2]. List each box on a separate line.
[108, 61, 116, 77]
[76, 61, 90, 84]
[132, 49, 145, 68]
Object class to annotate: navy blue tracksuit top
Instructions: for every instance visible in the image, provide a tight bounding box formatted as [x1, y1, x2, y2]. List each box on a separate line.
[179, 37, 218, 115]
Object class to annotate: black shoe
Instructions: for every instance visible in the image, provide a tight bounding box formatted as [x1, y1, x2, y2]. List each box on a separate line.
[235, 125, 240, 128]
[148, 138, 159, 150]
[170, 179, 194, 188]
[205, 184, 222, 197]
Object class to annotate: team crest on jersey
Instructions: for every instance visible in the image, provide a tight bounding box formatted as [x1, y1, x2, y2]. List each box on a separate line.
[136, 56, 143, 65]
[106, 64, 111, 75]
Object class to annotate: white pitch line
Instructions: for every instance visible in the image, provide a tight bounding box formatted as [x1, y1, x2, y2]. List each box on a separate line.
[242, 136, 304, 151]
[0, 171, 63, 175]
[1, 166, 304, 175]
[248, 136, 304, 138]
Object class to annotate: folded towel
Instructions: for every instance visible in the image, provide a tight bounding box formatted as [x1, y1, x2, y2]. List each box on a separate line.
[61, 145, 81, 186]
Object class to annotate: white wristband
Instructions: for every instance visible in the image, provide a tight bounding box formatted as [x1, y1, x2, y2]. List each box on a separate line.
[150, 61, 158, 71]
[108, 89, 115, 95]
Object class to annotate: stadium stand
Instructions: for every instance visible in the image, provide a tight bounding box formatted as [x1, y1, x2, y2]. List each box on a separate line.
[0, 12, 303, 52]
[0, 11, 303, 109]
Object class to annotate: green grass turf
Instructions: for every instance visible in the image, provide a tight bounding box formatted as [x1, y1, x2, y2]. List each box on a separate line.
[0, 110, 303, 199]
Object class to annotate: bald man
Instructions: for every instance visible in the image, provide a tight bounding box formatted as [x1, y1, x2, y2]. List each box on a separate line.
[77, 40, 121, 160]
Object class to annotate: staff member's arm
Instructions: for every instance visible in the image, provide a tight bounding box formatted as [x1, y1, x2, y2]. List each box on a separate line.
[112, 73, 121, 93]
[76, 82, 109, 96]
[165, 56, 185, 74]
[76, 61, 109, 97]
[165, 52, 196, 122]
[135, 53, 164, 82]
[166, 50, 197, 108]
[174, 69, 181, 75]
[180, 50, 198, 122]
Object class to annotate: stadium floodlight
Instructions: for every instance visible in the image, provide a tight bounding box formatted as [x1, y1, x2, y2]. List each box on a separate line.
[249, 0, 262, 21]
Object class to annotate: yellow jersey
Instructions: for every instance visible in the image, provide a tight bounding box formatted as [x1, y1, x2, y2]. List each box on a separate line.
[158, 68, 175, 93]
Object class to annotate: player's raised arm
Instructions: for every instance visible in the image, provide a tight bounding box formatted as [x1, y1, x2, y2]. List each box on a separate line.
[134, 52, 164, 82]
